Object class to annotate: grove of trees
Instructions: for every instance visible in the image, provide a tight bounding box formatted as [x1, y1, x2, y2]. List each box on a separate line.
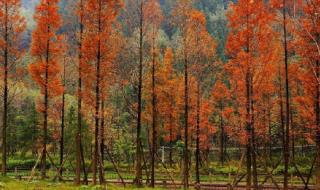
[0, 0, 319, 189]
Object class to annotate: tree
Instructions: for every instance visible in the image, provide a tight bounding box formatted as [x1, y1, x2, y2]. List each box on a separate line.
[226, 0, 275, 189]
[59, 43, 66, 179]
[270, 0, 293, 188]
[135, 0, 144, 186]
[58, 36, 71, 178]
[0, 0, 25, 176]
[82, 0, 122, 185]
[187, 10, 216, 186]
[157, 48, 181, 167]
[294, 1, 320, 187]
[116, 0, 146, 186]
[29, 0, 63, 179]
[211, 81, 230, 165]
[171, 1, 194, 188]
[143, 0, 163, 187]
[75, 0, 86, 185]
[282, 2, 290, 189]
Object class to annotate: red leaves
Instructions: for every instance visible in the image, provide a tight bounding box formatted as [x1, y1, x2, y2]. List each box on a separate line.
[0, 0, 26, 74]
[225, 0, 279, 145]
[29, 0, 63, 110]
[156, 48, 181, 143]
[81, 0, 122, 111]
[190, 10, 206, 26]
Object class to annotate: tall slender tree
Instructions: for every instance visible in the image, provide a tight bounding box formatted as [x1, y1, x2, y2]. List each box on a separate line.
[75, 0, 85, 185]
[144, 0, 163, 187]
[59, 39, 68, 178]
[157, 48, 181, 167]
[135, 0, 144, 186]
[83, 0, 122, 185]
[172, 1, 194, 188]
[295, 1, 320, 187]
[0, 0, 25, 176]
[226, 1, 275, 189]
[282, 1, 290, 188]
[187, 10, 216, 186]
[29, 0, 63, 179]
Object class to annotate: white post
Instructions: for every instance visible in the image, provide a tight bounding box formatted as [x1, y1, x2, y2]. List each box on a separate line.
[162, 146, 165, 163]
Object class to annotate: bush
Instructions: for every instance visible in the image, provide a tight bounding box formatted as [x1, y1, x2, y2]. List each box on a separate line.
[6, 159, 50, 170]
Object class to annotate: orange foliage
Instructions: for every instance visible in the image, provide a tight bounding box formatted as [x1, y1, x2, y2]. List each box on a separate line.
[0, 0, 26, 81]
[293, 0, 320, 143]
[82, 0, 122, 113]
[157, 48, 182, 143]
[226, 0, 277, 145]
[29, 0, 63, 113]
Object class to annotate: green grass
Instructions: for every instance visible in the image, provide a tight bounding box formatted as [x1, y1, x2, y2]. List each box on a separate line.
[0, 177, 165, 190]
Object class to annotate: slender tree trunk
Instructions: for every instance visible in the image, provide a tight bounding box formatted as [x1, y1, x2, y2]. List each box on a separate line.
[169, 115, 173, 167]
[2, 1, 8, 176]
[98, 121, 105, 185]
[250, 76, 258, 190]
[42, 37, 49, 179]
[93, 1, 102, 184]
[135, 0, 143, 187]
[99, 101, 105, 184]
[315, 60, 320, 190]
[291, 110, 295, 160]
[278, 65, 287, 184]
[219, 105, 224, 165]
[246, 72, 252, 190]
[268, 96, 272, 160]
[42, 2, 51, 178]
[100, 101, 105, 164]
[59, 60, 66, 178]
[80, 140, 88, 184]
[75, 0, 84, 185]
[183, 37, 189, 190]
[151, 31, 157, 188]
[195, 81, 200, 186]
[92, 60, 100, 185]
[245, 5, 251, 188]
[283, 1, 290, 189]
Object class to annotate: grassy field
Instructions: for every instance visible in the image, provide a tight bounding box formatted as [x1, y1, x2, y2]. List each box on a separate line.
[0, 177, 165, 190]
[1, 155, 315, 189]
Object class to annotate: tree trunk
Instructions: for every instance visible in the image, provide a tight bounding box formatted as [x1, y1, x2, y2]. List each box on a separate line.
[98, 129, 105, 185]
[99, 101, 105, 184]
[80, 140, 88, 184]
[93, 1, 102, 184]
[251, 76, 258, 190]
[291, 110, 295, 160]
[2, 1, 8, 176]
[219, 105, 224, 166]
[246, 72, 252, 190]
[100, 101, 105, 164]
[183, 37, 189, 190]
[59, 60, 66, 178]
[315, 60, 320, 190]
[92, 62, 100, 185]
[268, 96, 272, 160]
[283, 1, 290, 189]
[151, 30, 157, 188]
[42, 2, 51, 178]
[169, 122, 173, 167]
[278, 63, 287, 189]
[195, 81, 200, 186]
[245, 8, 251, 189]
[75, 0, 84, 185]
[135, 0, 143, 187]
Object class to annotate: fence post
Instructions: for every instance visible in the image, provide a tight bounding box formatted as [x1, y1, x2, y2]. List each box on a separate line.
[162, 146, 165, 163]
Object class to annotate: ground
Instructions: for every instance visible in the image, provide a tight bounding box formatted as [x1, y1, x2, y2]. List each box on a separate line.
[0, 177, 164, 190]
